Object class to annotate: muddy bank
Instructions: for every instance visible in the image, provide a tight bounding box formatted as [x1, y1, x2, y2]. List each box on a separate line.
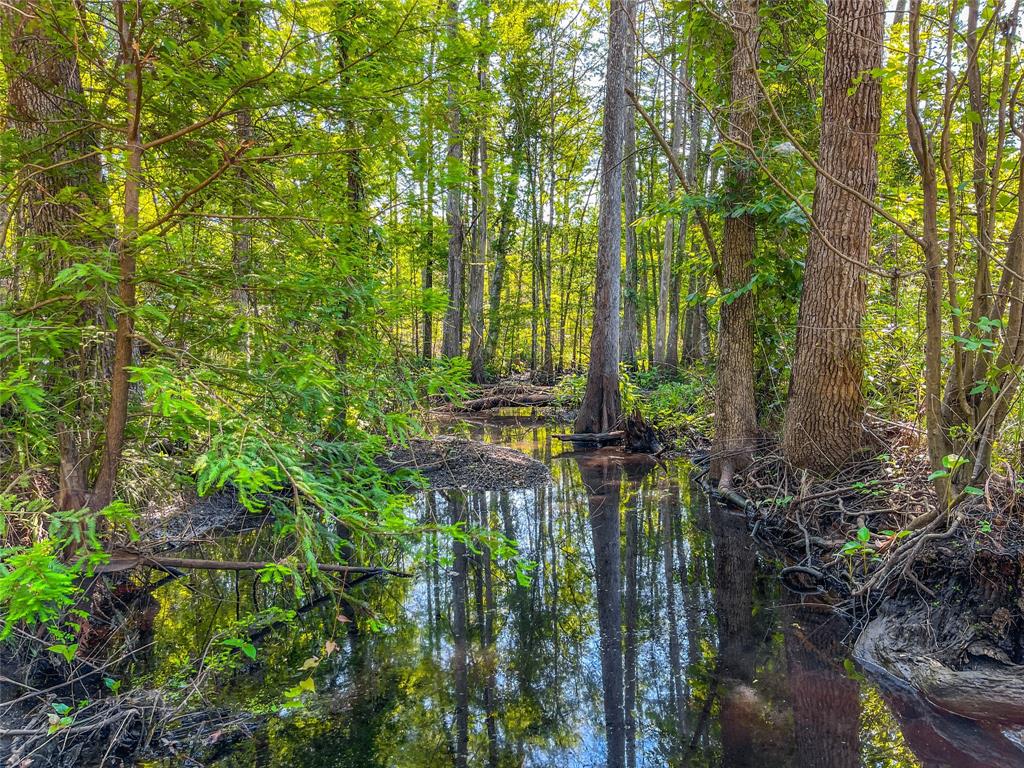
[378, 435, 550, 490]
[699, 423, 1024, 734]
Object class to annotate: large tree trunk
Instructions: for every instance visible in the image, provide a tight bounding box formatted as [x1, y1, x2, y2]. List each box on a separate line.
[711, 0, 760, 486]
[2, 0, 108, 511]
[782, 0, 884, 472]
[575, 0, 627, 435]
[441, 0, 464, 359]
[619, 0, 640, 370]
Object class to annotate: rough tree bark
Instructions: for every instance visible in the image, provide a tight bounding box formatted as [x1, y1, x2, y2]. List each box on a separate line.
[441, 0, 464, 359]
[575, 0, 627, 435]
[782, 0, 884, 472]
[620, 0, 640, 369]
[1, 0, 108, 510]
[711, 0, 760, 486]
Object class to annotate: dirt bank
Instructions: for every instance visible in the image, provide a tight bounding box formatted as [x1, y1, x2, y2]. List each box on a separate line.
[379, 435, 550, 491]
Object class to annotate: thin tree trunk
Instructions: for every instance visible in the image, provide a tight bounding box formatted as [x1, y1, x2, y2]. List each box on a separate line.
[232, 0, 256, 362]
[575, 0, 627, 434]
[422, 38, 437, 360]
[485, 136, 520, 366]
[711, 0, 761, 486]
[782, 0, 884, 472]
[441, 0, 464, 359]
[92, 0, 144, 510]
[468, 10, 489, 383]
[654, 48, 681, 369]
[905, 0, 951, 503]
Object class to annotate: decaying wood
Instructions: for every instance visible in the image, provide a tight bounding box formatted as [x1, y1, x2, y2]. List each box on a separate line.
[856, 611, 1024, 725]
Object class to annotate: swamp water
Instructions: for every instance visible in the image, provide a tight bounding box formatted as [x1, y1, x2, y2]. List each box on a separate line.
[137, 415, 1024, 767]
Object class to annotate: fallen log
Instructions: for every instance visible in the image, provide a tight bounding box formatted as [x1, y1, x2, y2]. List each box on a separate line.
[553, 430, 624, 447]
[456, 391, 557, 412]
[94, 551, 411, 578]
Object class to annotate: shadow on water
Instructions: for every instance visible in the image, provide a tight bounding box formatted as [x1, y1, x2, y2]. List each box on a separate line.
[137, 413, 1024, 767]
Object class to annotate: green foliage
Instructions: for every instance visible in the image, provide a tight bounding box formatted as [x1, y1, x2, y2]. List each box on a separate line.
[640, 379, 713, 433]
[0, 540, 79, 640]
[553, 374, 587, 408]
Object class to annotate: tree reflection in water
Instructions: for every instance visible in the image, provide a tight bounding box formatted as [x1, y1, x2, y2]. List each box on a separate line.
[146, 418, 956, 768]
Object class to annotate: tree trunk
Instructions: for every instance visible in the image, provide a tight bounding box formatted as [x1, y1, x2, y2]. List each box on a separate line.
[92, 0, 144, 511]
[620, 0, 640, 369]
[421, 39, 437, 360]
[441, 0, 464, 359]
[484, 137, 520, 366]
[232, 0, 256, 362]
[782, 0, 884, 473]
[468, 11, 489, 383]
[2, 0, 108, 511]
[682, 271, 710, 363]
[575, 0, 627, 434]
[905, 0, 951, 503]
[711, 0, 760, 486]
[654, 51, 681, 369]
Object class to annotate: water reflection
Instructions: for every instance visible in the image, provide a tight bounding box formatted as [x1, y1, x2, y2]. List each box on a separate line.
[139, 415, 982, 768]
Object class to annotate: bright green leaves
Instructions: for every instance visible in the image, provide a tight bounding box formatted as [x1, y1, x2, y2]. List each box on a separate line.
[0, 540, 78, 640]
[928, 453, 970, 481]
[220, 636, 258, 661]
[0, 366, 46, 414]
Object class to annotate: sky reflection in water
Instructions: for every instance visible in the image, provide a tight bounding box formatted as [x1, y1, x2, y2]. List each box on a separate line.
[141, 414, 1015, 768]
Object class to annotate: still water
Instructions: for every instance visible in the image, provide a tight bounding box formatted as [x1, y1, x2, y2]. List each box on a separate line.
[139, 415, 1023, 768]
